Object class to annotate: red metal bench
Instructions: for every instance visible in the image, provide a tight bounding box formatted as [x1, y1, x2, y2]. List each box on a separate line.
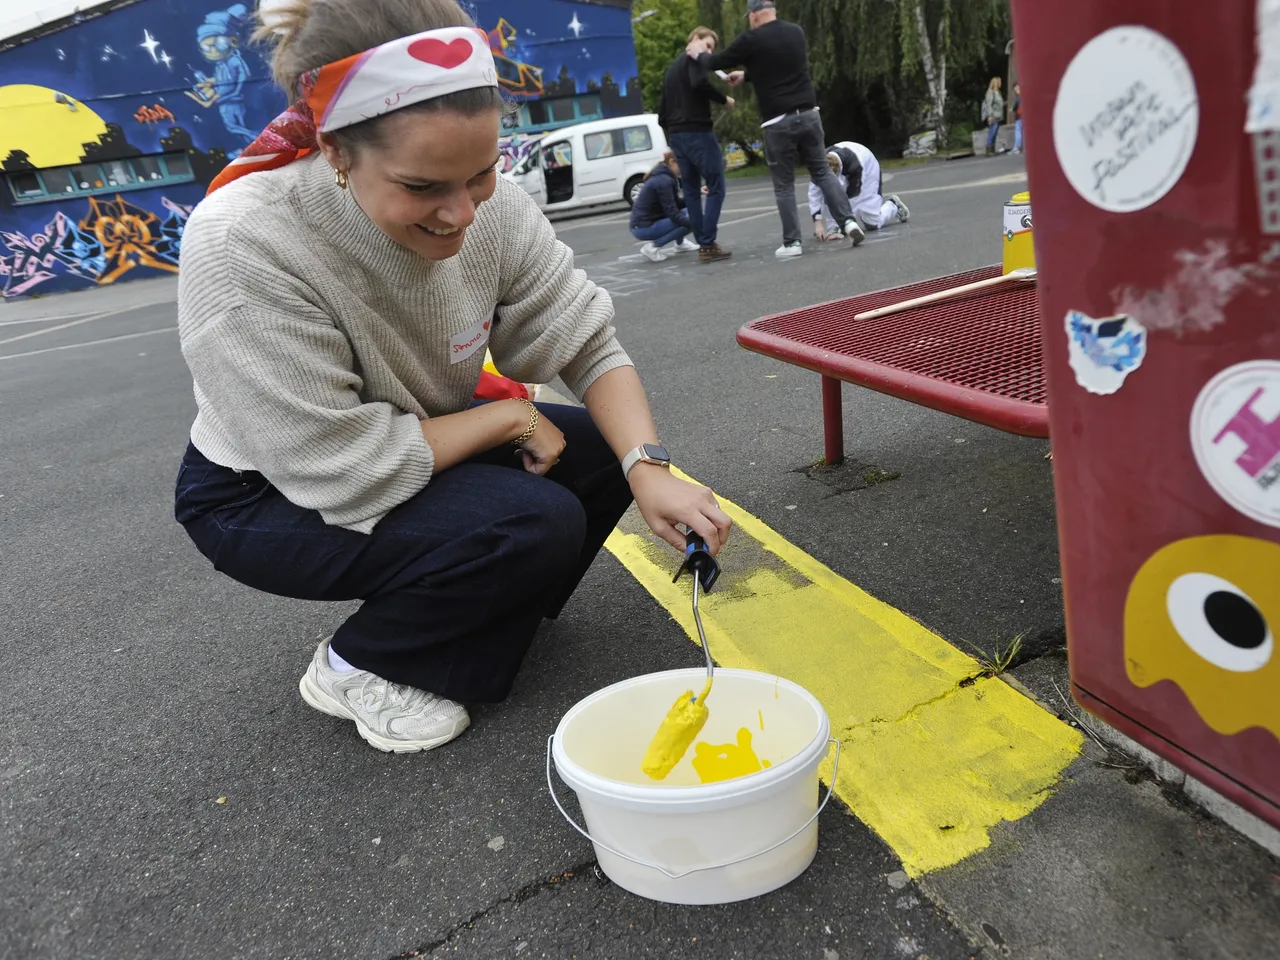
[736, 265, 1049, 465]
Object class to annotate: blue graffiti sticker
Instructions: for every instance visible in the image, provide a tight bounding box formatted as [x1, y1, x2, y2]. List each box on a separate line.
[1065, 310, 1148, 395]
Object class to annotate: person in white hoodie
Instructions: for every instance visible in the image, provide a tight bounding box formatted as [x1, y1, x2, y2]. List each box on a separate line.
[810, 141, 909, 241]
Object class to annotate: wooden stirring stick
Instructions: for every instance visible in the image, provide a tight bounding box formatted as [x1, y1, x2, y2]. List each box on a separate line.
[854, 267, 1038, 322]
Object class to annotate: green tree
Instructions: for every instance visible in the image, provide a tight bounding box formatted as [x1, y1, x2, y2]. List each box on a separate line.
[632, 0, 698, 113]
[695, 0, 764, 164]
[696, 0, 1011, 155]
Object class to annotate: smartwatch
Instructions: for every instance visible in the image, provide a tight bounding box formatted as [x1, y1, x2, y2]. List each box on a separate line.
[621, 443, 672, 480]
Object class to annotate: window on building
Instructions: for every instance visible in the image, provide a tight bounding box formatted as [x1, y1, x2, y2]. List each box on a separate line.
[525, 101, 550, 126]
[9, 172, 43, 200]
[4, 152, 196, 205]
[577, 95, 602, 119]
[40, 168, 75, 195]
[550, 99, 577, 122]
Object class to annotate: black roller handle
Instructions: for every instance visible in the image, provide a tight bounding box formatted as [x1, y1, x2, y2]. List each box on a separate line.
[674, 529, 721, 593]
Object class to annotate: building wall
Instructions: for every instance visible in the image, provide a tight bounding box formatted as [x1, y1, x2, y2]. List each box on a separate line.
[0, 0, 639, 299]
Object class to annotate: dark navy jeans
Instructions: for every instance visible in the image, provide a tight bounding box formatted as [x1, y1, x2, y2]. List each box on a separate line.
[175, 403, 633, 703]
[668, 131, 727, 248]
[631, 218, 691, 248]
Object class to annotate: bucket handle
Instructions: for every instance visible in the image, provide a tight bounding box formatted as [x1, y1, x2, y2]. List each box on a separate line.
[546, 735, 841, 881]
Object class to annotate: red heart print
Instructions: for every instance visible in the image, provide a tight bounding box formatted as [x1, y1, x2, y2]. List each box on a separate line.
[407, 37, 473, 70]
[483, 321, 491, 330]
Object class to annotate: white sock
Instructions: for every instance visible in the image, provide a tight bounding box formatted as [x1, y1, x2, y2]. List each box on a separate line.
[327, 644, 358, 673]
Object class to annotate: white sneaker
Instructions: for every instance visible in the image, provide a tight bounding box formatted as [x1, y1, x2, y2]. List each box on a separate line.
[640, 242, 668, 262]
[888, 194, 910, 223]
[844, 218, 866, 246]
[299, 637, 470, 753]
[775, 242, 804, 259]
[676, 237, 700, 252]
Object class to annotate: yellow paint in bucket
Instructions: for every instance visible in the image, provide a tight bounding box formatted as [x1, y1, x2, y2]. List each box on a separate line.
[1002, 191, 1034, 274]
[693, 728, 768, 783]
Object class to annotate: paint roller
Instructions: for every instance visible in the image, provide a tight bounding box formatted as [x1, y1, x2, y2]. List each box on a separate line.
[641, 530, 721, 781]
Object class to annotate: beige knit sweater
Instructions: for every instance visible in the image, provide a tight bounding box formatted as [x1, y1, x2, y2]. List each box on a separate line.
[177, 155, 631, 534]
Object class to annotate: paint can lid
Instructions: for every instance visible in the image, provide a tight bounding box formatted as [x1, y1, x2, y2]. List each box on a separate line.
[1009, 191, 1031, 204]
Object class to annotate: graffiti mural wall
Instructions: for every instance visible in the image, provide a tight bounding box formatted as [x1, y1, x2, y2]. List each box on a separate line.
[0, 0, 281, 297]
[0, 0, 640, 298]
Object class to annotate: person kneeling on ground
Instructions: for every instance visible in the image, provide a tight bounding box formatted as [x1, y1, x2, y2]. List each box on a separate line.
[630, 152, 698, 262]
[174, 0, 732, 756]
[811, 142, 909, 242]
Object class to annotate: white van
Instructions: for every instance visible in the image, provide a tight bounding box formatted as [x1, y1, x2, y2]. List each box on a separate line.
[502, 114, 669, 213]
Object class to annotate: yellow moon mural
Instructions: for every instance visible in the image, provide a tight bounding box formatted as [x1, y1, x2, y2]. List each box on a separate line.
[0, 84, 109, 169]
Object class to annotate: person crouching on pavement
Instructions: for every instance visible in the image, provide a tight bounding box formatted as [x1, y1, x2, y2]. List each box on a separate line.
[174, 0, 732, 755]
[630, 152, 698, 262]
[811, 142, 910, 242]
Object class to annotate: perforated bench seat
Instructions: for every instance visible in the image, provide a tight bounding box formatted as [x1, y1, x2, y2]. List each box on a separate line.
[736, 265, 1049, 464]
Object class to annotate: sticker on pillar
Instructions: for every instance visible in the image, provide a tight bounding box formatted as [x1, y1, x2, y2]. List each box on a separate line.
[1053, 26, 1199, 213]
[1065, 311, 1147, 395]
[1125, 535, 1279, 740]
[1250, 131, 1280, 235]
[1190, 360, 1280, 528]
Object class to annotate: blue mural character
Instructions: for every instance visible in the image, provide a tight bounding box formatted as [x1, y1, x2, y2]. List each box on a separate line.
[187, 5, 255, 150]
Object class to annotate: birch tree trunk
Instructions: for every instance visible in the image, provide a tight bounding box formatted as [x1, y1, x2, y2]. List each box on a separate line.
[912, 0, 948, 144]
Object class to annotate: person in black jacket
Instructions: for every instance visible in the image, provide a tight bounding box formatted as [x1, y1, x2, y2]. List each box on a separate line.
[629, 154, 696, 262]
[658, 26, 735, 264]
[687, 0, 863, 259]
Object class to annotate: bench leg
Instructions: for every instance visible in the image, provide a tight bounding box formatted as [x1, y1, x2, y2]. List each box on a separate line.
[822, 376, 845, 466]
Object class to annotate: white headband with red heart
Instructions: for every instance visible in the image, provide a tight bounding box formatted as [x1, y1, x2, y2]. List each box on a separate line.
[308, 25, 499, 133]
[206, 25, 500, 194]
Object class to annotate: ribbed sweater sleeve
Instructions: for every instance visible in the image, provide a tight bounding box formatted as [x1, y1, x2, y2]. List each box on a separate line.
[178, 225, 434, 534]
[491, 184, 632, 399]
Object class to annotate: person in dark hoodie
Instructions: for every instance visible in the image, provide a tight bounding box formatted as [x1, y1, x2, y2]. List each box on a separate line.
[629, 153, 696, 262]
[658, 26, 734, 264]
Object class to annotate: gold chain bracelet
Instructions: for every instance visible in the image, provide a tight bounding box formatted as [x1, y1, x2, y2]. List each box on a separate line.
[511, 397, 539, 447]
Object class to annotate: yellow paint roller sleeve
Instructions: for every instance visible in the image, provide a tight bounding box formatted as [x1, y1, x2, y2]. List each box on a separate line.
[641, 678, 712, 780]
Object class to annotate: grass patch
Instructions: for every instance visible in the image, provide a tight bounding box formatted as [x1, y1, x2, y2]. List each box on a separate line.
[959, 632, 1026, 679]
[862, 466, 901, 486]
[726, 156, 931, 180]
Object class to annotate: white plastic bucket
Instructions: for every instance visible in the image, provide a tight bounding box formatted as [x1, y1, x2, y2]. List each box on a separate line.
[548, 668, 838, 905]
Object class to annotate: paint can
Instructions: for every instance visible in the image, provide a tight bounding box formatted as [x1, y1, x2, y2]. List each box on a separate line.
[549, 667, 838, 905]
[1002, 191, 1035, 274]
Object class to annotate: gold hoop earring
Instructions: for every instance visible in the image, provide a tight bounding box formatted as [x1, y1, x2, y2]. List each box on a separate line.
[334, 168, 349, 190]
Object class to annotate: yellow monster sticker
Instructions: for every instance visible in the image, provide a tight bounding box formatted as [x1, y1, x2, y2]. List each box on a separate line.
[1125, 535, 1279, 740]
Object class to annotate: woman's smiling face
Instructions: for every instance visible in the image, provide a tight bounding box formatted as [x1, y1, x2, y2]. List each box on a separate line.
[319, 106, 502, 261]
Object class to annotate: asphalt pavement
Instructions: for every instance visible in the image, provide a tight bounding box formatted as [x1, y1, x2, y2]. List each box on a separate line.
[2, 156, 1278, 960]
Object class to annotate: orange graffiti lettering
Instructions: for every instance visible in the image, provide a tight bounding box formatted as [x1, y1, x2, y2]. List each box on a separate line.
[81, 195, 180, 285]
[134, 104, 176, 125]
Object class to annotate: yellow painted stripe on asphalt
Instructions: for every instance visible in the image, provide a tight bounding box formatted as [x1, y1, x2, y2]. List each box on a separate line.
[605, 469, 1083, 877]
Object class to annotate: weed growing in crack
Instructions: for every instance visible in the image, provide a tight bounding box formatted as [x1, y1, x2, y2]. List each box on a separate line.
[959, 632, 1026, 679]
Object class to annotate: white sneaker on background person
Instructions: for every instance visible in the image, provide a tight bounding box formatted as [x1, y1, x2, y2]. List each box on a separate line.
[775, 242, 804, 259]
[299, 637, 471, 753]
[640, 242, 670, 262]
[888, 194, 910, 223]
[844, 218, 866, 246]
[676, 236, 700, 252]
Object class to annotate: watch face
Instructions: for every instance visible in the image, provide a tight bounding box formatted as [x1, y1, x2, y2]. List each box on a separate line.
[642, 443, 671, 463]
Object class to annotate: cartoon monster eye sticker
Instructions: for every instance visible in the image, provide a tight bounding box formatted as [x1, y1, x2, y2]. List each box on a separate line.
[1125, 535, 1279, 740]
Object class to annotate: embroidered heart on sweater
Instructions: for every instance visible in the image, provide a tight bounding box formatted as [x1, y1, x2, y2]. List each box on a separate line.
[407, 37, 473, 70]
[483, 321, 491, 330]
